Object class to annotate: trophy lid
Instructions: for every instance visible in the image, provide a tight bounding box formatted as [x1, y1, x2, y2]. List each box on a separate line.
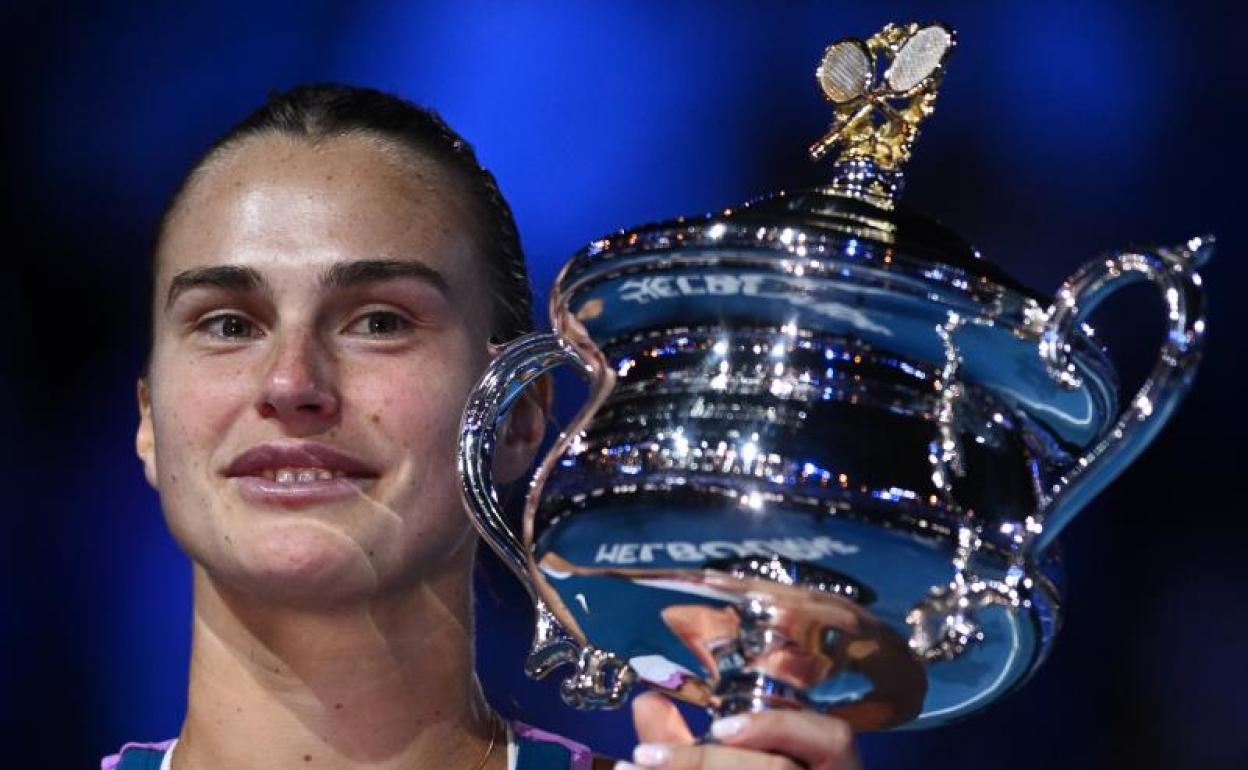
[552, 21, 1119, 452]
[558, 21, 1044, 310]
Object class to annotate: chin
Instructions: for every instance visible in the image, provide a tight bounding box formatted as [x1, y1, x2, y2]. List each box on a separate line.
[219, 521, 385, 608]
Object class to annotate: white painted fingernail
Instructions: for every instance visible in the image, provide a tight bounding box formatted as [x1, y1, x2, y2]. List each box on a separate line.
[710, 714, 750, 739]
[633, 743, 672, 766]
[614, 763, 643, 770]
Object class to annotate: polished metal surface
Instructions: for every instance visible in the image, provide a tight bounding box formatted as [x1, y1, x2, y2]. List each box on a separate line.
[458, 20, 1211, 731]
[1033, 236, 1212, 552]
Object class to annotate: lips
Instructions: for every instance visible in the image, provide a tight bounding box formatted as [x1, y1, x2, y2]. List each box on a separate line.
[225, 441, 380, 508]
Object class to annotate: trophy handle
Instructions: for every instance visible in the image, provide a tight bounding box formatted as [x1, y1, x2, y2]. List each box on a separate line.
[1032, 235, 1212, 553]
[458, 332, 614, 692]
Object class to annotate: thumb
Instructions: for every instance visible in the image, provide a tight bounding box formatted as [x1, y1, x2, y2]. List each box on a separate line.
[631, 692, 696, 745]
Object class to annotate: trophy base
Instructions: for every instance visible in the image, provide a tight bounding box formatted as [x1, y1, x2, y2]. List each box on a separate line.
[533, 502, 1060, 730]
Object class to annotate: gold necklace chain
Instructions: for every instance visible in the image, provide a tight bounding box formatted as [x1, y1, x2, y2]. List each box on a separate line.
[469, 713, 502, 770]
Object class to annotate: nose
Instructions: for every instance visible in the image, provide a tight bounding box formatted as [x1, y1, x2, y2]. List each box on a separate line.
[256, 330, 340, 428]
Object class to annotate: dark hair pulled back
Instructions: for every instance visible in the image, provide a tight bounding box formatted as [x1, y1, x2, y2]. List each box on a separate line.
[155, 83, 532, 344]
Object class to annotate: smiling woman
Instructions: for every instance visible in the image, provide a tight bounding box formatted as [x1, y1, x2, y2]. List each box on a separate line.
[118, 84, 567, 770]
[109, 84, 865, 770]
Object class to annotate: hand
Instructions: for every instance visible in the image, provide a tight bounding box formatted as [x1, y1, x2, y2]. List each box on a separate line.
[617, 692, 863, 770]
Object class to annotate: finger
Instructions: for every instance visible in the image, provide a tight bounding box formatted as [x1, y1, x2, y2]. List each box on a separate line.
[706, 710, 862, 770]
[631, 692, 696, 746]
[620, 741, 804, 770]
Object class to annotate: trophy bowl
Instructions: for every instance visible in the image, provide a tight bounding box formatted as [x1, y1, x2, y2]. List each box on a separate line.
[459, 21, 1210, 730]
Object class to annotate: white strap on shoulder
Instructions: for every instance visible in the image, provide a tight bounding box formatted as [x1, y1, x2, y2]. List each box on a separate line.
[159, 739, 177, 770]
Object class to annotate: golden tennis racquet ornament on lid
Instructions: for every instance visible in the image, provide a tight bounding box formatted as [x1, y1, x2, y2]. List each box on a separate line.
[811, 22, 955, 166]
[810, 22, 955, 208]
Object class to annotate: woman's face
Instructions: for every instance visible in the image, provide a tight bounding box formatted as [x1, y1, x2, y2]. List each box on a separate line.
[137, 133, 527, 608]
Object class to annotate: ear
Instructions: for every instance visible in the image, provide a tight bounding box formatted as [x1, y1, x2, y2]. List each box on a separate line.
[493, 374, 552, 485]
[136, 378, 159, 489]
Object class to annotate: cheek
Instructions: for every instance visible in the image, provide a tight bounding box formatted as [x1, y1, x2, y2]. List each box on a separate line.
[359, 373, 463, 465]
[354, 343, 485, 444]
[150, 360, 255, 480]
[148, 371, 256, 559]
[349, 344, 485, 526]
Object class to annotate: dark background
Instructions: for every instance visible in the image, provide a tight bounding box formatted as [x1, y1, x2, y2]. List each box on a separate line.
[2, 2, 1245, 768]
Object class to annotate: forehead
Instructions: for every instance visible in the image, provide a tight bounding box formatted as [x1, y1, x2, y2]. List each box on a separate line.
[156, 133, 481, 291]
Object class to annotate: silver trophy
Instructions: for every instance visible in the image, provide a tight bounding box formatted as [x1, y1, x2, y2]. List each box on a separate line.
[459, 21, 1210, 730]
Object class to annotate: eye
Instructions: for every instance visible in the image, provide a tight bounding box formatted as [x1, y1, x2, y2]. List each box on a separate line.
[346, 310, 412, 336]
[198, 313, 261, 339]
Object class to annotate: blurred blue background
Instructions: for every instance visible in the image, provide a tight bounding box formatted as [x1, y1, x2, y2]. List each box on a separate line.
[3, 2, 1245, 768]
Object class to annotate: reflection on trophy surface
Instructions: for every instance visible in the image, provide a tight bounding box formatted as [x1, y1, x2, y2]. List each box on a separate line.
[460, 20, 1210, 730]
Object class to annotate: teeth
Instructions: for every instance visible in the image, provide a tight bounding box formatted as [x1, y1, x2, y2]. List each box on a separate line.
[264, 468, 343, 484]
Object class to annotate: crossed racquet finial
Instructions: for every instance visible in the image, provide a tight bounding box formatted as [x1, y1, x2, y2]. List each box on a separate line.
[810, 22, 956, 170]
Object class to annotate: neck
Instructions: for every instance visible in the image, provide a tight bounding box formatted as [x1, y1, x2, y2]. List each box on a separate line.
[174, 562, 502, 770]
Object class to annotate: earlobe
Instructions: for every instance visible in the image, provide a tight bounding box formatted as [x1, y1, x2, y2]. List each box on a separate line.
[135, 378, 160, 489]
[493, 375, 552, 485]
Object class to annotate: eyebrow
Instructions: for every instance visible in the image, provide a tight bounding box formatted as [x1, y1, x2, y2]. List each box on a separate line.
[165, 265, 265, 310]
[165, 259, 451, 311]
[320, 259, 451, 296]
